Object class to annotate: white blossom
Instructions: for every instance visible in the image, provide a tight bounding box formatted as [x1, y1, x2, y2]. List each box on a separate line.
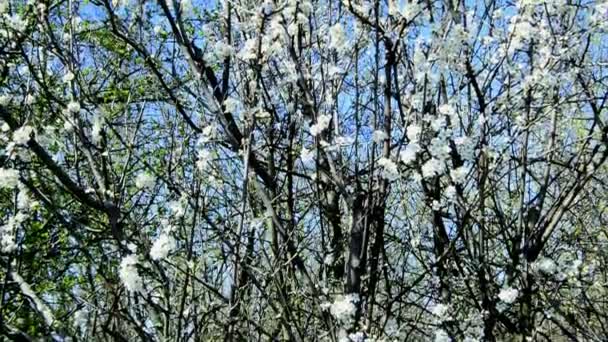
[431, 116, 446, 131]
[328, 293, 359, 322]
[215, 41, 234, 59]
[498, 287, 519, 304]
[406, 125, 422, 142]
[400, 143, 419, 164]
[12, 125, 33, 145]
[223, 98, 239, 113]
[329, 23, 346, 51]
[91, 115, 102, 144]
[335, 136, 354, 146]
[310, 115, 331, 136]
[434, 329, 450, 342]
[67, 101, 81, 114]
[422, 158, 444, 178]
[450, 166, 468, 184]
[445, 185, 457, 200]
[62, 71, 75, 83]
[431, 303, 450, 320]
[378, 157, 399, 180]
[135, 172, 155, 189]
[372, 130, 388, 143]
[238, 39, 258, 60]
[119, 254, 143, 293]
[0, 168, 19, 188]
[534, 257, 557, 274]
[438, 104, 456, 116]
[150, 233, 176, 260]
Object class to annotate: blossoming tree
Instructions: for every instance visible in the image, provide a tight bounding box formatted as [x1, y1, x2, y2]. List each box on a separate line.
[0, 0, 607, 341]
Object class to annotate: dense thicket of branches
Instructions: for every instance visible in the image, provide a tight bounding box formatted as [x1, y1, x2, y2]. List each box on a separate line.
[0, 0, 607, 341]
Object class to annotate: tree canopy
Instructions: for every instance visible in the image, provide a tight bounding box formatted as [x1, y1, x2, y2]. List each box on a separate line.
[0, 0, 607, 341]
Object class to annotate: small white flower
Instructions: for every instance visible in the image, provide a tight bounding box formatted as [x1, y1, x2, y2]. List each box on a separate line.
[329, 294, 359, 322]
[431, 117, 446, 131]
[91, 115, 102, 144]
[450, 166, 468, 184]
[378, 157, 399, 180]
[431, 303, 449, 318]
[12, 126, 33, 145]
[62, 71, 75, 83]
[438, 104, 456, 116]
[335, 136, 354, 146]
[238, 39, 258, 60]
[135, 173, 155, 189]
[223, 98, 239, 113]
[372, 130, 388, 143]
[444, 185, 457, 200]
[329, 23, 346, 51]
[67, 101, 81, 113]
[534, 257, 557, 274]
[25, 94, 36, 105]
[406, 125, 422, 142]
[310, 115, 331, 136]
[150, 233, 176, 260]
[434, 329, 450, 342]
[422, 158, 444, 178]
[400, 143, 419, 164]
[0, 168, 19, 189]
[498, 287, 519, 304]
[119, 254, 143, 293]
[215, 41, 234, 59]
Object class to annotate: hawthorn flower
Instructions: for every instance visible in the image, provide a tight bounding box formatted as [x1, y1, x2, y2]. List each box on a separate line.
[135, 172, 155, 189]
[119, 254, 143, 293]
[422, 158, 444, 178]
[534, 257, 557, 275]
[498, 287, 519, 304]
[12, 126, 33, 145]
[91, 115, 102, 144]
[310, 115, 331, 136]
[400, 143, 419, 164]
[430, 116, 446, 131]
[444, 185, 457, 200]
[329, 23, 346, 51]
[328, 293, 359, 322]
[378, 157, 399, 180]
[450, 166, 468, 184]
[434, 329, 450, 342]
[238, 39, 257, 60]
[372, 130, 388, 143]
[150, 233, 176, 260]
[62, 71, 75, 83]
[406, 125, 422, 142]
[431, 303, 450, 320]
[438, 104, 456, 116]
[335, 136, 354, 146]
[0, 216, 21, 252]
[223, 98, 239, 113]
[215, 41, 234, 59]
[67, 101, 81, 114]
